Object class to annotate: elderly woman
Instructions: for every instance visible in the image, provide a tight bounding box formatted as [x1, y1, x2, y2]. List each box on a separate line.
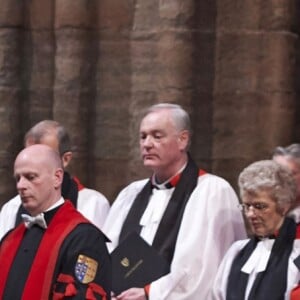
[212, 160, 300, 300]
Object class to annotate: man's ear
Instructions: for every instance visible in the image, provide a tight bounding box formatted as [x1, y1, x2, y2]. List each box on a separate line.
[61, 151, 73, 168]
[54, 168, 64, 189]
[178, 130, 189, 151]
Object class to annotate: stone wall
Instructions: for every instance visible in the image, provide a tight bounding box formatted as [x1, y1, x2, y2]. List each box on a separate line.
[0, 0, 298, 206]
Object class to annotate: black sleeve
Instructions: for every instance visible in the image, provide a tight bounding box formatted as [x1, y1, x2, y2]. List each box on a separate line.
[52, 224, 111, 300]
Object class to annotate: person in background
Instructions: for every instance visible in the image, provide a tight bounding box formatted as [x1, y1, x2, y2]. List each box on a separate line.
[212, 160, 300, 300]
[0, 120, 110, 240]
[273, 143, 300, 223]
[0, 144, 111, 299]
[103, 103, 246, 300]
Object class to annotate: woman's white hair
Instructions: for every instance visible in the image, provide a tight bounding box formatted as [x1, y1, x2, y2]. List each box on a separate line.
[238, 160, 297, 208]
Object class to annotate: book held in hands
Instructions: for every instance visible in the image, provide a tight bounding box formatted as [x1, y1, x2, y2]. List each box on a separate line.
[111, 231, 170, 295]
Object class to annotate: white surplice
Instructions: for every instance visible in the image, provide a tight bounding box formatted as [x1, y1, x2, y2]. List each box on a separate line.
[103, 173, 247, 300]
[211, 238, 300, 300]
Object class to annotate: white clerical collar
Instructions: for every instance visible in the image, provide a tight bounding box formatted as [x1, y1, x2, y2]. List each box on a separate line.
[44, 197, 65, 212]
[153, 162, 187, 189]
[241, 239, 275, 274]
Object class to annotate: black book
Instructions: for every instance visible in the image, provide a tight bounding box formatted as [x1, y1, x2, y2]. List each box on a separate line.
[111, 231, 170, 295]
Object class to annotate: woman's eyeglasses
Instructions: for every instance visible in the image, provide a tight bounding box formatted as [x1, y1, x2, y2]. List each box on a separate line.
[238, 203, 269, 213]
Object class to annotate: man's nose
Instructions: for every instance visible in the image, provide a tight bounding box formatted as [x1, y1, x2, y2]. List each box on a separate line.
[142, 136, 154, 147]
[16, 177, 26, 190]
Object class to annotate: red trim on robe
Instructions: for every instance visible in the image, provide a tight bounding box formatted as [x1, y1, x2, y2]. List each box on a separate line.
[54, 275, 107, 300]
[169, 168, 206, 187]
[296, 223, 300, 239]
[73, 176, 85, 191]
[169, 173, 181, 187]
[53, 274, 77, 299]
[291, 285, 300, 300]
[0, 224, 26, 298]
[286, 223, 300, 299]
[0, 201, 90, 300]
[86, 282, 107, 300]
[199, 169, 206, 176]
[144, 284, 150, 297]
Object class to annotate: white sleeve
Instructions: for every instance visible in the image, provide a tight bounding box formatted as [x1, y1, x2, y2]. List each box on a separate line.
[0, 195, 21, 240]
[149, 174, 247, 300]
[102, 180, 148, 252]
[211, 240, 249, 300]
[77, 188, 110, 230]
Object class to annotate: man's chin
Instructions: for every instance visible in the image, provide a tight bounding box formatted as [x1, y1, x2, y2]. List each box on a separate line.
[21, 199, 33, 210]
[22, 203, 30, 210]
[143, 160, 158, 168]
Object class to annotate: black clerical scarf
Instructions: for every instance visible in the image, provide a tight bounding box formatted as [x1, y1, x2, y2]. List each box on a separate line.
[61, 171, 79, 207]
[15, 172, 78, 226]
[119, 155, 199, 264]
[226, 217, 297, 300]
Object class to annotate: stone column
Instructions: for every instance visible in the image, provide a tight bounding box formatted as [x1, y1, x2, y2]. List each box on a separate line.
[22, 0, 55, 127]
[0, 1, 24, 204]
[212, 0, 298, 188]
[293, 0, 300, 141]
[128, 0, 199, 179]
[53, 0, 98, 185]
[92, 0, 135, 200]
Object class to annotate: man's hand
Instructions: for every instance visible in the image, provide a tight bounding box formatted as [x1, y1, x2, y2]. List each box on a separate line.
[114, 287, 147, 300]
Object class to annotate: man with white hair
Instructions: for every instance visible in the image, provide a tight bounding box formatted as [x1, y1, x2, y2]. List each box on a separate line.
[273, 143, 300, 222]
[103, 103, 246, 300]
[0, 120, 110, 240]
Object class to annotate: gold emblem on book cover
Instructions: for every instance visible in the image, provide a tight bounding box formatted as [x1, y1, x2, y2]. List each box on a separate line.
[121, 257, 130, 267]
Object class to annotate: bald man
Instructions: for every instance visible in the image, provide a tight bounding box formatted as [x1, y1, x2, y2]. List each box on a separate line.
[0, 120, 110, 240]
[0, 145, 111, 300]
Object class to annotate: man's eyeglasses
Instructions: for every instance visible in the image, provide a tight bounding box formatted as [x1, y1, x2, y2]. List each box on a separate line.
[238, 203, 269, 213]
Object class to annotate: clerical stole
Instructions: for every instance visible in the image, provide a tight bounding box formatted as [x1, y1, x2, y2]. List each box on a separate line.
[120, 156, 203, 264]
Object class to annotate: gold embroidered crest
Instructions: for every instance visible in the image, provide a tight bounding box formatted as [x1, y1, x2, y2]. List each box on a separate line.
[75, 254, 98, 284]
